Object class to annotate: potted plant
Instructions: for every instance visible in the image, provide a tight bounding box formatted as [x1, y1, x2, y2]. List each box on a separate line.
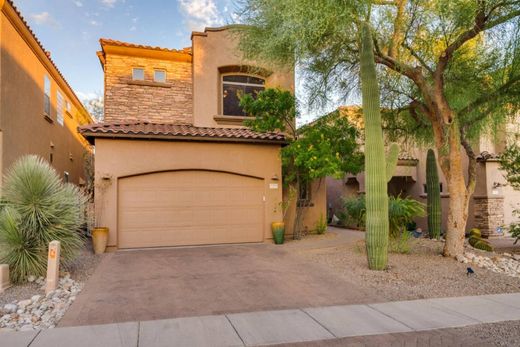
[272, 187, 295, 244]
[90, 175, 111, 254]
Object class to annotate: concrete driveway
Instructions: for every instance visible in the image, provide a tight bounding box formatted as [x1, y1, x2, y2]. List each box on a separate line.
[60, 239, 375, 327]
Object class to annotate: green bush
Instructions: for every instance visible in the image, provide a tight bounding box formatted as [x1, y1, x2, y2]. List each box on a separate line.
[314, 214, 327, 234]
[389, 230, 413, 254]
[341, 195, 425, 236]
[0, 155, 87, 283]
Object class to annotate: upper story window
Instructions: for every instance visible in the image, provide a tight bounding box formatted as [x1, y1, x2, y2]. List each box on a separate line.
[132, 68, 145, 81]
[44, 75, 51, 116]
[222, 74, 265, 116]
[56, 90, 64, 126]
[154, 69, 166, 83]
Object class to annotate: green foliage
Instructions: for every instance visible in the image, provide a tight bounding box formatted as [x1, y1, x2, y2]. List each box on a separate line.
[389, 230, 413, 254]
[342, 195, 425, 238]
[314, 214, 327, 235]
[0, 156, 86, 283]
[468, 228, 494, 252]
[426, 149, 442, 239]
[241, 88, 363, 185]
[499, 142, 520, 190]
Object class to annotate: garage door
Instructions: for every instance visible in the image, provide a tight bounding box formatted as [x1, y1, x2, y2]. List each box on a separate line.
[117, 170, 265, 248]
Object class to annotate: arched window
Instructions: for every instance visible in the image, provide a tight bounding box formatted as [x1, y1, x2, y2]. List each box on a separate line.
[222, 74, 265, 116]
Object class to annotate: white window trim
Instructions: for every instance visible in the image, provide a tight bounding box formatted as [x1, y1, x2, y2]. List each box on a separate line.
[221, 73, 265, 116]
[153, 69, 167, 83]
[132, 67, 145, 81]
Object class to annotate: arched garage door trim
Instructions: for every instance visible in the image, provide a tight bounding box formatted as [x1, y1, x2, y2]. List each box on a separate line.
[118, 168, 264, 181]
[117, 169, 265, 249]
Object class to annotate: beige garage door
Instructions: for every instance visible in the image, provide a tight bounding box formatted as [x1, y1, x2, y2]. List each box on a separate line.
[118, 170, 265, 249]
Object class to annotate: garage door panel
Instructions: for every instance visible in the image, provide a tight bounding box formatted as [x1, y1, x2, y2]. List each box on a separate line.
[118, 171, 264, 248]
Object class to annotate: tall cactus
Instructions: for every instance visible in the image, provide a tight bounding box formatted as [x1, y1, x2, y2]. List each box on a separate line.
[426, 149, 442, 239]
[360, 23, 398, 270]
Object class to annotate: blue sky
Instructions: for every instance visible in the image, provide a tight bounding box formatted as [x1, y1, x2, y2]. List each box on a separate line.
[13, 0, 239, 100]
[13, 0, 330, 122]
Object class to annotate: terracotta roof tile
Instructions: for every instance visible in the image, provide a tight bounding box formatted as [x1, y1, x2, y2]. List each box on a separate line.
[79, 121, 286, 145]
[99, 38, 192, 55]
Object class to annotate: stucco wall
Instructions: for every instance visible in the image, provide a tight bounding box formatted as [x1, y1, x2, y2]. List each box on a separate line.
[94, 138, 283, 248]
[192, 29, 294, 128]
[284, 179, 327, 236]
[0, 6, 91, 187]
[103, 53, 193, 124]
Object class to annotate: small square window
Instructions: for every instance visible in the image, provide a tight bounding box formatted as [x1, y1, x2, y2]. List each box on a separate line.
[154, 70, 166, 83]
[132, 68, 144, 80]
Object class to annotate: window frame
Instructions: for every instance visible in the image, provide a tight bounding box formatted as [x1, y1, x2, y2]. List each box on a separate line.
[220, 73, 265, 116]
[132, 67, 145, 81]
[44, 75, 51, 116]
[153, 69, 167, 83]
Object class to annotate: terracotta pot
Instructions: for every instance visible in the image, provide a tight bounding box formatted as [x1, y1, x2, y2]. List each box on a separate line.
[271, 222, 285, 245]
[92, 227, 109, 254]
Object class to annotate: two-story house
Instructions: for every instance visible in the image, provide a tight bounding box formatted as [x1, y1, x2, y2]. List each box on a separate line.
[80, 27, 295, 250]
[0, 0, 93, 188]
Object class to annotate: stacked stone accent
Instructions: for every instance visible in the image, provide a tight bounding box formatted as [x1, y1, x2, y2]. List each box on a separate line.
[104, 55, 193, 124]
[473, 196, 504, 238]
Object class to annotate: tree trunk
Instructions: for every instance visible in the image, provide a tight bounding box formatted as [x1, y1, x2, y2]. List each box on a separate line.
[441, 123, 470, 257]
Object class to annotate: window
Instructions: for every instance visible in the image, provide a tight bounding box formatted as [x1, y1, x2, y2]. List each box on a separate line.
[56, 90, 64, 125]
[44, 75, 51, 116]
[222, 75, 265, 116]
[66, 100, 71, 113]
[132, 68, 144, 80]
[299, 181, 311, 201]
[154, 70, 166, 83]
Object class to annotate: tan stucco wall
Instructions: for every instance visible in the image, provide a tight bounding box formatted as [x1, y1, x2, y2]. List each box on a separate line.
[284, 179, 327, 236]
[192, 29, 294, 128]
[103, 53, 193, 124]
[94, 138, 283, 248]
[0, 4, 91, 187]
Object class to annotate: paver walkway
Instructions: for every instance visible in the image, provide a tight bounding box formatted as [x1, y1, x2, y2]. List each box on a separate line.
[3, 292, 520, 346]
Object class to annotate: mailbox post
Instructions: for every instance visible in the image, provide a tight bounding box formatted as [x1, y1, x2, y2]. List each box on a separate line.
[45, 241, 61, 294]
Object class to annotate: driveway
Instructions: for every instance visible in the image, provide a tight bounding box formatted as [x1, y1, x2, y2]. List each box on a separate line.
[60, 232, 375, 327]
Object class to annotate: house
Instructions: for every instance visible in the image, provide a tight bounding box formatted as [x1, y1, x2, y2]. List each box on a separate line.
[326, 106, 520, 237]
[0, 0, 93, 188]
[79, 26, 298, 250]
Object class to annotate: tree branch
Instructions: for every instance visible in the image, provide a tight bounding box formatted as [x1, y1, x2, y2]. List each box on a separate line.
[402, 42, 434, 74]
[460, 128, 477, 194]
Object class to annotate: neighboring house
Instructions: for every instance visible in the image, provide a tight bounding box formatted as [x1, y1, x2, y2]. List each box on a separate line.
[326, 106, 520, 237]
[0, 0, 93, 188]
[79, 27, 296, 250]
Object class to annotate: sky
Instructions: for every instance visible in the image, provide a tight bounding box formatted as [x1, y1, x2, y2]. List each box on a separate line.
[13, 0, 328, 123]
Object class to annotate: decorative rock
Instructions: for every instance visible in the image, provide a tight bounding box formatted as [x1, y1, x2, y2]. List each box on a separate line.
[3, 304, 17, 313]
[514, 254, 520, 261]
[456, 254, 466, 263]
[27, 275, 36, 283]
[31, 295, 41, 303]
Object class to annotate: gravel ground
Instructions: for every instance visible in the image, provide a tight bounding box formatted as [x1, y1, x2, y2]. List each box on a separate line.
[290, 230, 520, 302]
[0, 240, 103, 308]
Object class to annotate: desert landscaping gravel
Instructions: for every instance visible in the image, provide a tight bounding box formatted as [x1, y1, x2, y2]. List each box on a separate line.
[291, 230, 520, 302]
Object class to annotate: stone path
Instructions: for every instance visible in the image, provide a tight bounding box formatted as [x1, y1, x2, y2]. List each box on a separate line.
[2, 292, 520, 346]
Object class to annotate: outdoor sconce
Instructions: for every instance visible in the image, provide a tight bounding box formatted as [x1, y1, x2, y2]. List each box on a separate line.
[271, 174, 279, 181]
[101, 174, 112, 181]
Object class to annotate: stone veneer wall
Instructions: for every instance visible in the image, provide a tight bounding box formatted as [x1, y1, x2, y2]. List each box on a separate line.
[473, 196, 505, 238]
[104, 54, 192, 124]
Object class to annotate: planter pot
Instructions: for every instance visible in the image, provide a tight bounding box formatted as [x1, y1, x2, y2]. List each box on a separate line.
[271, 222, 285, 245]
[92, 227, 109, 254]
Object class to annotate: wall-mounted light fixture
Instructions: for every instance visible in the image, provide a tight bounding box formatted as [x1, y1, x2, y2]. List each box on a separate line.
[271, 174, 279, 181]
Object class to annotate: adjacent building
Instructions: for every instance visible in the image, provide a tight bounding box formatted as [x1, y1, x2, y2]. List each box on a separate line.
[0, 0, 93, 187]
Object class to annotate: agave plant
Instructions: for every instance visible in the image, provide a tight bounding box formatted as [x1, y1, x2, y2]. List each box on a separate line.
[0, 155, 86, 283]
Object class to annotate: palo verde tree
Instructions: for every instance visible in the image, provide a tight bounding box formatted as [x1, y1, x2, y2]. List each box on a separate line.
[235, 0, 520, 257]
[240, 88, 363, 239]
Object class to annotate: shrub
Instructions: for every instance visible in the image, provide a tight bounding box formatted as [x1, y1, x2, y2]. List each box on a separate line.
[0, 156, 86, 283]
[341, 195, 425, 236]
[468, 228, 494, 252]
[314, 214, 327, 234]
[389, 230, 413, 254]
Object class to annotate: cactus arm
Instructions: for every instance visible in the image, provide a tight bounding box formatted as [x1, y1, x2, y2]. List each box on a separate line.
[360, 22, 390, 270]
[386, 143, 399, 182]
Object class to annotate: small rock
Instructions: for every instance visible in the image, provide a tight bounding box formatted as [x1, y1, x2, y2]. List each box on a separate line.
[3, 304, 17, 313]
[18, 299, 32, 308]
[31, 295, 42, 303]
[504, 253, 512, 257]
[456, 254, 466, 263]
[27, 275, 36, 283]
[514, 254, 520, 261]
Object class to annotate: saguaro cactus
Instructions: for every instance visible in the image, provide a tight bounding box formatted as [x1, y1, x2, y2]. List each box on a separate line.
[426, 149, 442, 239]
[360, 23, 398, 270]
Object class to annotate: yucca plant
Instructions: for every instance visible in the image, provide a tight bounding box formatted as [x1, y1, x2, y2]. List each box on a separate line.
[0, 155, 86, 283]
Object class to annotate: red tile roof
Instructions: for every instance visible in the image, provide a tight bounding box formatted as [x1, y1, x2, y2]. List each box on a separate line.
[99, 38, 192, 55]
[79, 122, 286, 145]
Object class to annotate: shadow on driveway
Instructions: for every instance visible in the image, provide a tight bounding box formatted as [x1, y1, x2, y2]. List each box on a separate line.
[60, 241, 375, 327]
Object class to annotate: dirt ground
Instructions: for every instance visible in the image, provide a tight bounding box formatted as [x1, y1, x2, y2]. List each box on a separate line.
[289, 227, 520, 302]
